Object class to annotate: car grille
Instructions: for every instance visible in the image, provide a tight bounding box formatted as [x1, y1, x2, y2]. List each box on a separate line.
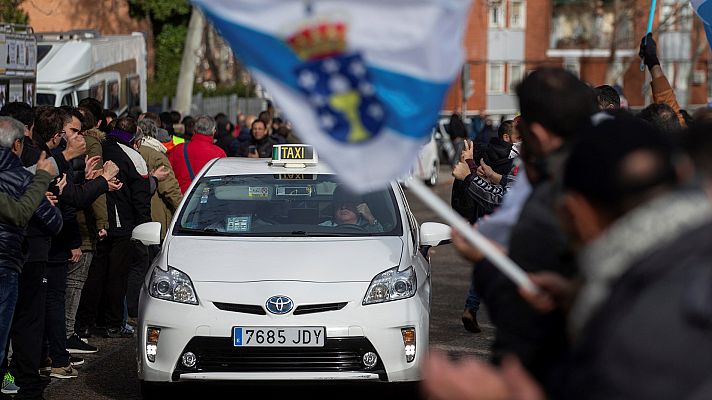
[212, 301, 348, 316]
[293, 302, 348, 315]
[172, 337, 387, 380]
[213, 302, 266, 315]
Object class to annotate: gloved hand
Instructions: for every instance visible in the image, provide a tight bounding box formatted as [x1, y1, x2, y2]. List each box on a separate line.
[639, 33, 660, 69]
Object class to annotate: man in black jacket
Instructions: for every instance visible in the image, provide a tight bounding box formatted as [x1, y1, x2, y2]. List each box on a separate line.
[77, 116, 151, 338]
[0, 116, 64, 400]
[452, 68, 598, 386]
[41, 107, 119, 378]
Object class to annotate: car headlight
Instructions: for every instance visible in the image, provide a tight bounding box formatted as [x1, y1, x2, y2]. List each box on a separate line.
[149, 266, 198, 305]
[362, 266, 417, 305]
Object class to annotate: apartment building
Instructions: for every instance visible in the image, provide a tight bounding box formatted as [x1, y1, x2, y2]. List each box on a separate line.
[444, 0, 711, 117]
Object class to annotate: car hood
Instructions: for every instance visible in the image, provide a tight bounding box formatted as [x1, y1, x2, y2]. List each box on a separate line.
[166, 236, 404, 283]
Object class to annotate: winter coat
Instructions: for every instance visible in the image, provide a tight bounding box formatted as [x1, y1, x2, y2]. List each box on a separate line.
[102, 134, 152, 237]
[139, 137, 183, 239]
[48, 149, 109, 263]
[0, 147, 63, 272]
[560, 189, 712, 399]
[0, 171, 52, 227]
[76, 128, 108, 251]
[168, 134, 226, 193]
[473, 147, 574, 385]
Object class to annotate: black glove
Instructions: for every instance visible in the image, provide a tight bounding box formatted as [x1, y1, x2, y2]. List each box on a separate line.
[639, 32, 660, 69]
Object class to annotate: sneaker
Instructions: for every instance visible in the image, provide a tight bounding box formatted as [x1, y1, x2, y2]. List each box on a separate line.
[70, 356, 84, 368]
[39, 356, 52, 376]
[104, 327, 133, 338]
[76, 326, 92, 339]
[49, 364, 78, 379]
[66, 333, 98, 354]
[1, 372, 19, 395]
[461, 309, 481, 333]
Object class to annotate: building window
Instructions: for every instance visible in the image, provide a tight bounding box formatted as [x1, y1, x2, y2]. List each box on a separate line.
[508, 64, 524, 92]
[660, 0, 692, 32]
[487, 63, 505, 94]
[509, 0, 526, 29]
[489, 2, 505, 28]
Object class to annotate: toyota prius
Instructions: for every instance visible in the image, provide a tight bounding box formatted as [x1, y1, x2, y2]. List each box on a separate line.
[132, 145, 451, 396]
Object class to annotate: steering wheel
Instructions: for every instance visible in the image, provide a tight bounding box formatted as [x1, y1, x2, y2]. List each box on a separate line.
[337, 223, 368, 232]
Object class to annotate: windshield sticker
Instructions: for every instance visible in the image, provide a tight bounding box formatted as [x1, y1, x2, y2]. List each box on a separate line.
[200, 187, 210, 204]
[276, 186, 313, 197]
[248, 186, 270, 198]
[226, 216, 251, 232]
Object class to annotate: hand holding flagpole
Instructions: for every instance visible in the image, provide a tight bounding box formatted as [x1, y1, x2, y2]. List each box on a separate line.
[641, 0, 658, 71]
[406, 178, 537, 294]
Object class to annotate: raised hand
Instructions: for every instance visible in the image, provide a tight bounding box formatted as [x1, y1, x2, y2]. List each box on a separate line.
[85, 155, 101, 179]
[36, 151, 57, 177]
[151, 165, 170, 182]
[101, 160, 120, 181]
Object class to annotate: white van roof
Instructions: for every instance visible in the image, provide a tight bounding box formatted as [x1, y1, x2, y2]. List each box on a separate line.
[36, 32, 146, 86]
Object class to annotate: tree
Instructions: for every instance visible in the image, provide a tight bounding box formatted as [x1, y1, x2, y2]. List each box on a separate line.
[0, 0, 29, 25]
[128, 0, 191, 105]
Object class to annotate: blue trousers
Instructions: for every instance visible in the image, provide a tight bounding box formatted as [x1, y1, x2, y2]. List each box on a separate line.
[464, 273, 480, 313]
[0, 269, 18, 363]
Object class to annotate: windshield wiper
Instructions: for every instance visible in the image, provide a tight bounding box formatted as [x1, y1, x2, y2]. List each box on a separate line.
[176, 227, 233, 236]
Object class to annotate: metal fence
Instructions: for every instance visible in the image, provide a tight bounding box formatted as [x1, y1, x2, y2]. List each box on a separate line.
[160, 94, 266, 123]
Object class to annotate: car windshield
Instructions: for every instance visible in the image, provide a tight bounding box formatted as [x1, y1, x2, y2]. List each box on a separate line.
[175, 174, 402, 237]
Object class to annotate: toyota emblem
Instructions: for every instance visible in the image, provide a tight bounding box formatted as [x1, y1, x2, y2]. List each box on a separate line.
[265, 295, 294, 315]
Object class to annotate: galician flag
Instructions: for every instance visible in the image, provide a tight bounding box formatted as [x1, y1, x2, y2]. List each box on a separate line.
[691, 0, 712, 51]
[192, 0, 470, 192]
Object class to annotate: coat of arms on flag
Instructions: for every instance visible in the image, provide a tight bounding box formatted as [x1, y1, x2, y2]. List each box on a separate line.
[288, 20, 385, 144]
[193, 0, 470, 192]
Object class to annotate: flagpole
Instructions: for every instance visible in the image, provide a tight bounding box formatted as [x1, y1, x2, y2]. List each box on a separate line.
[640, 0, 658, 71]
[406, 178, 537, 293]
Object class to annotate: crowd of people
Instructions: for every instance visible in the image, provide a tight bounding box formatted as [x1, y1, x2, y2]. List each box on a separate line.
[423, 33, 712, 399]
[0, 96, 289, 399]
[1, 28, 711, 399]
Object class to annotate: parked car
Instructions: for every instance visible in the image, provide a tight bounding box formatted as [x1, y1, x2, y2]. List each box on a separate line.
[411, 131, 440, 186]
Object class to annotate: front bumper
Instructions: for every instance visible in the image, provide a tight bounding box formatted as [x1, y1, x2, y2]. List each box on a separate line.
[137, 280, 429, 383]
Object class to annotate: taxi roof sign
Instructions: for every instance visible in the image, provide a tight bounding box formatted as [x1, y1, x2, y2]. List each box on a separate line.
[270, 144, 318, 168]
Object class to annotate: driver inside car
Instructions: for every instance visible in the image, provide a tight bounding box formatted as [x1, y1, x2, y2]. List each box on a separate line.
[319, 186, 384, 233]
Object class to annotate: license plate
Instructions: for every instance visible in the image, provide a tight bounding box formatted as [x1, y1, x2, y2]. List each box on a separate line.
[232, 326, 326, 347]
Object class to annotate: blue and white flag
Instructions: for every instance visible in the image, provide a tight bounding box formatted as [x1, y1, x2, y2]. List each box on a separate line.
[691, 0, 712, 51]
[193, 0, 470, 192]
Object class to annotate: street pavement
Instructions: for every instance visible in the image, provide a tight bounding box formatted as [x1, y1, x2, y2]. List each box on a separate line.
[43, 166, 493, 399]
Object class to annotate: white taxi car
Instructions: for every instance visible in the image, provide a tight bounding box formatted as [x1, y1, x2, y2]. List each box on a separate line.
[132, 145, 451, 395]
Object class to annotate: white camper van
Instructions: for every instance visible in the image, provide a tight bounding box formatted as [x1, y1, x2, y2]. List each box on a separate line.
[35, 30, 147, 114]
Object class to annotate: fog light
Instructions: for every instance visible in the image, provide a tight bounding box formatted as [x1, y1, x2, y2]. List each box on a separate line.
[362, 352, 378, 369]
[401, 327, 416, 363]
[181, 352, 197, 368]
[146, 327, 160, 363]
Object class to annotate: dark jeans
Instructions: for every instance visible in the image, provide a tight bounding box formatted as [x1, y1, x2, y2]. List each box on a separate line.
[45, 261, 70, 368]
[76, 236, 132, 331]
[10, 261, 48, 399]
[126, 241, 151, 319]
[0, 269, 18, 364]
[464, 270, 481, 313]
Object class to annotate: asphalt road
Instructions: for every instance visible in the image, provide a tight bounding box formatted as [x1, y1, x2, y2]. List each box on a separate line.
[43, 166, 493, 399]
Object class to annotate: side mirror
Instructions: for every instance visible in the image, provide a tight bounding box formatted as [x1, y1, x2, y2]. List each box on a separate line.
[132, 222, 161, 246]
[419, 222, 451, 247]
